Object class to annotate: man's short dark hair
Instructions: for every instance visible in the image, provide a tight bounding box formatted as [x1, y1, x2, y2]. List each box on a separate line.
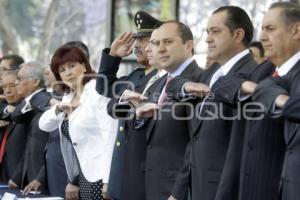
[161, 20, 194, 43]
[213, 6, 254, 47]
[1, 54, 24, 70]
[269, 2, 300, 27]
[250, 41, 264, 57]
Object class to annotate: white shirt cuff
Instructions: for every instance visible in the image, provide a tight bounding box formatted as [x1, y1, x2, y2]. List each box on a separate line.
[238, 89, 251, 102]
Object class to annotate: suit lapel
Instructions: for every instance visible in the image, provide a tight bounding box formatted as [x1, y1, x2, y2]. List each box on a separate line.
[135, 69, 158, 93]
[191, 64, 220, 136]
[192, 53, 254, 136]
[146, 75, 168, 141]
[7, 122, 16, 136]
[285, 60, 300, 143]
[227, 53, 253, 75]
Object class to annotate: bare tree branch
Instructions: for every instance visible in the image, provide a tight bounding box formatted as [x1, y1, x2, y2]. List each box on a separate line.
[0, 0, 19, 54]
[37, 0, 60, 62]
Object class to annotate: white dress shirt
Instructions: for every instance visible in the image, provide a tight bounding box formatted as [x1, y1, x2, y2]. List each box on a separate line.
[39, 79, 118, 183]
[209, 49, 250, 88]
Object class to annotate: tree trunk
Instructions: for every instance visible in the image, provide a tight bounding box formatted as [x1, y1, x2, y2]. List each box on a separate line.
[0, 0, 19, 54]
[36, 0, 60, 62]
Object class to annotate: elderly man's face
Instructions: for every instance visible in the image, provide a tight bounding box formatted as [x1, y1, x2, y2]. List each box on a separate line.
[16, 66, 39, 98]
[2, 73, 21, 104]
[260, 8, 298, 66]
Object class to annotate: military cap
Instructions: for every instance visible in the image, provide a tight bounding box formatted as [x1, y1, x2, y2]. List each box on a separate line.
[133, 11, 162, 38]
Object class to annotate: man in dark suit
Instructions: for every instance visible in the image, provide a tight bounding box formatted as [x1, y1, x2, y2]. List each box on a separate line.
[213, 60, 286, 200]
[281, 94, 300, 123]
[166, 6, 257, 200]
[0, 70, 28, 182]
[252, 2, 300, 200]
[135, 20, 203, 200]
[96, 11, 161, 200]
[7, 62, 51, 194]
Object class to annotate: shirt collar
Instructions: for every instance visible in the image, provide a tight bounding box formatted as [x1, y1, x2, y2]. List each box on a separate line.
[25, 88, 44, 103]
[170, 57, 194, 78]
[158, 69, 167, 78]
[277, 51, 300, 76]
[220, 49, 250, 75]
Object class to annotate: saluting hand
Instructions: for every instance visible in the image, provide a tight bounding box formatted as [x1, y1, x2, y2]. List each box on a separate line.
[109, 32, 135, 57]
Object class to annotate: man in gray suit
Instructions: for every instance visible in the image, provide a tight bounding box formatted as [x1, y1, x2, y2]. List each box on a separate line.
[136, 20, 203, 200]
[252, 2, 300, 200]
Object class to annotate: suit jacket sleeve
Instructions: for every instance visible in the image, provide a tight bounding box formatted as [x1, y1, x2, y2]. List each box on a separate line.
[252, 77, 288, 114]
[10, 101, 33, 123]
[39, 105, 65, 132]
[36, 165, 46, 184]
[30, 91, 51, 112]
[282, 94, 300, 122]
[167, 77, 201, 103]
[96, 48, 121, 97]
[211, 74, 248, 105]
[10, 153, 25, 186]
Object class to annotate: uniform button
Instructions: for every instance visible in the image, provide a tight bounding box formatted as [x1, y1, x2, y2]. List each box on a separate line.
[119, 126, 124, 132]
[116, 141, 121, 146]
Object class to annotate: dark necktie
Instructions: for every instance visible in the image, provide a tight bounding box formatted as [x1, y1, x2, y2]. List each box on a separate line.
[0, 127, 9, 163]
[158, 75, 173, 105]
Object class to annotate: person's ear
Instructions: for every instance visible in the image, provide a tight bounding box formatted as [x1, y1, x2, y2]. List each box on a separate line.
[292, 22, 300, 40]
[185, 40, 194, 53]
[33, 79, 40, 88]
[233, 28, 245, 45]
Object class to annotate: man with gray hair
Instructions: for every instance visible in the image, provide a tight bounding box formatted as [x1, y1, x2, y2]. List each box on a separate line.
[252, 2, 300, 200]
[8, 61, 51, 194]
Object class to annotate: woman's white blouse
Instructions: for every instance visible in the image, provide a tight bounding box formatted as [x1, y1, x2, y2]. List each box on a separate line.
[39, 80, 118, 183]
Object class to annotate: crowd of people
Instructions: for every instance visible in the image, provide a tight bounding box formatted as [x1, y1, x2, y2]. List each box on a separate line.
[0, 2, 299, 200]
